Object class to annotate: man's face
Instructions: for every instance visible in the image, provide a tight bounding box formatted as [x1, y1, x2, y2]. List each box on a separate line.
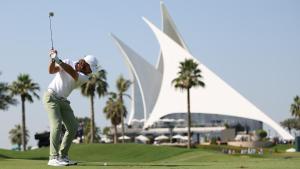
[75, 59, 92, 75]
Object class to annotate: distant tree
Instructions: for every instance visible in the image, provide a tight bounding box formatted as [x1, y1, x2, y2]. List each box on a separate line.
[81, 70, 108, 143]
[10, 74, 40, 151]
[256, 129, 267, 141]
[9, 124, 29, 151]
[234, 123, 245, 133]
[172, 59, 205, 149]
[224, 123, 230, 129]
[291, 95, 300, 118]
[116, 75, 131, 143]
[280, 118, 300, 133]
[103, 126, 110, 135]
[76, 117, 101, 143]
[103, 94, 124, 144]
[0, 72, 16, 110]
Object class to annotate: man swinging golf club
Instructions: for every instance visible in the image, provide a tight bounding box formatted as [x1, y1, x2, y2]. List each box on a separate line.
[44, 49, 98, 166]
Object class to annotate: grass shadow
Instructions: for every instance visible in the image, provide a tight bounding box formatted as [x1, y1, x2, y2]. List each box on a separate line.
[0, 154, 10, 159]
[77, 161, 212, 167]
[26, 157, 49, 160]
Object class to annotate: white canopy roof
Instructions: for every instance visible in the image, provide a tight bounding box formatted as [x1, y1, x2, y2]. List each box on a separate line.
[154, 135, 169, 141]
[172, 134, 183, 139]
[118, 135, 131, 140]
[135, 135, 149, 141]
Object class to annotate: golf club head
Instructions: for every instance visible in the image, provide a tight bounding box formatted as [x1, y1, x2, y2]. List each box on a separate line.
[49, 12, 54, 17]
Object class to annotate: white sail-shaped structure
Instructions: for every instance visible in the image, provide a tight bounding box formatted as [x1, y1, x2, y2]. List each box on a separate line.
[156, 2, 189, 73]
[111, 2, 294, 140]
[111, 34, 161, 124]
[143, 18, 293, 140]
[112, 2, 190, 124]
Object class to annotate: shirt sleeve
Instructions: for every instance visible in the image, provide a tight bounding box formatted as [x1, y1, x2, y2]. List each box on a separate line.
[62, 59, 72, 65]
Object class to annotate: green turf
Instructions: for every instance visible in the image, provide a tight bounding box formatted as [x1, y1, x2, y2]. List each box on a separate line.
[70, 143, 190, 162]
[0, 144, 299, 169]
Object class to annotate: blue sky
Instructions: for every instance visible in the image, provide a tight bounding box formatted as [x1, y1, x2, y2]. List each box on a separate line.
[0, 0, 299, 149]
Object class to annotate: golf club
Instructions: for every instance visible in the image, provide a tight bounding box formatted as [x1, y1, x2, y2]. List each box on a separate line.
[49, 12, 54, 49]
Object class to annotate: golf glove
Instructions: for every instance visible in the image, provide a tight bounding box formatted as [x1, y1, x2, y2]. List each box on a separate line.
[50, 51, 62, 65]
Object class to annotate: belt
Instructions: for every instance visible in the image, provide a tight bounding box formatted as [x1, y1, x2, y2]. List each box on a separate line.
[47, 89, 68, 102]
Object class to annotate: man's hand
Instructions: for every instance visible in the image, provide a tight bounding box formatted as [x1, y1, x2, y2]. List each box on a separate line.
[49, 49, 62, 64]
[48, 49, 78, 80]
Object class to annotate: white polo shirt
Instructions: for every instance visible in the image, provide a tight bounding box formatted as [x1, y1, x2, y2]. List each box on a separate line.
[48, 59, 89, 98]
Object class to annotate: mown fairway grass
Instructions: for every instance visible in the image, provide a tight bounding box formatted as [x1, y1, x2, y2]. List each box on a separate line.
[0, 144, 299, 169]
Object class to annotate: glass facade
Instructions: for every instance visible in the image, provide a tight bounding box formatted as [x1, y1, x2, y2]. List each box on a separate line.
[152, 113, 262, 131]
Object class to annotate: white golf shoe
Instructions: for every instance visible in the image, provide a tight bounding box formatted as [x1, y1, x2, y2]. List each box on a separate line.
[47, 157, 69, 166]
[60, 156, 78, 165]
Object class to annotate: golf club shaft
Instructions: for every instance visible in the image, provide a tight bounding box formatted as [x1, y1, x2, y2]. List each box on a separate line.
[49, 16, 54, 49]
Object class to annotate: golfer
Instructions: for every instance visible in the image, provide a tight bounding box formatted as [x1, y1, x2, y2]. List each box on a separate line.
[44, 49, 98, 166]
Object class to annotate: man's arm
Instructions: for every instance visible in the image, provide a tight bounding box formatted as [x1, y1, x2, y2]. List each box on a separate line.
[59, 62, 78, 81]
[48, 60, 60, 74]
[49, 49, 79, 81]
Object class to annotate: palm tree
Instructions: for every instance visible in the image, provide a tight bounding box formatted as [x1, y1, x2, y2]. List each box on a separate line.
[280, 118, 299, 134]
[10, 74, 40, 151]
[81, 70, 108, 143]
[116, 75, 131, 143]
[103, 94, 124, 144]
[0, 72, 16, 110]
[9, 124, 29, 151]
[291, 95, 300, 118]
[172, 59, 205, 149]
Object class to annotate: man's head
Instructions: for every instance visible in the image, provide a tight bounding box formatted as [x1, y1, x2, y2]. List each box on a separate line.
[75, 55, 98, 75]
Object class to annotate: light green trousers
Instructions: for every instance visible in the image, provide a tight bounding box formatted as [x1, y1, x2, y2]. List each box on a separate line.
[43, 91, 78, 158]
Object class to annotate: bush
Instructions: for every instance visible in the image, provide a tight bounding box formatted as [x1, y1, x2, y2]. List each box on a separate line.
[210, 137, 217, 145]
[256, 129, 267, 140]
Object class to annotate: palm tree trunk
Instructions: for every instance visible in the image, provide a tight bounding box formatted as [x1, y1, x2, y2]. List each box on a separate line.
[21, 97, 26, 151]
[90, 95, 95, 143]
[121, 115, 125, 144]
[113, 124, 118, 144]
[187, 88, 191, 149]
[120, 96, 125, 144]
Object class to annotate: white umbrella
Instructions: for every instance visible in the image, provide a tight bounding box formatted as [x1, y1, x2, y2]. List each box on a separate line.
[101, 137, 112, 143]
[154, 135, 169, 141]
[135, 135, 149, 142]
[181, 136, 191, 141]
[172, 134, 183, 139]
[118, 135, 130, 140]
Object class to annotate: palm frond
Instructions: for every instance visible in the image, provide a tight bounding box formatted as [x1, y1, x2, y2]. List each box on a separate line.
[10, 74, 40, 102]
[291, 95, 300, 118]
[81, 70, 108, 98]
[0, 81, 17, 110]
[172, 58, 205, 90]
